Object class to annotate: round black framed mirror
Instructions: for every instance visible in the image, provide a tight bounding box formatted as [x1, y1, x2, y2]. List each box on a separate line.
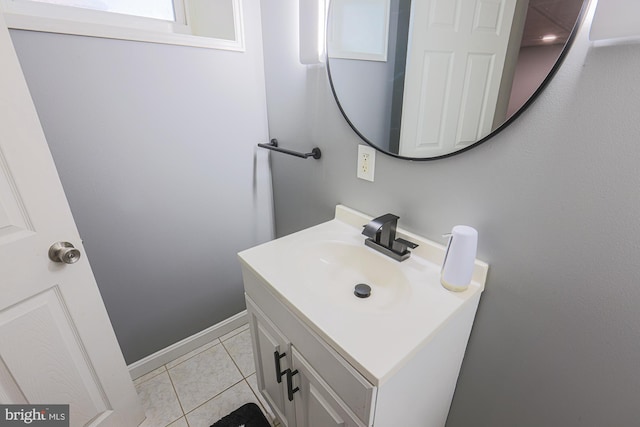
[326, 0, 588, 160]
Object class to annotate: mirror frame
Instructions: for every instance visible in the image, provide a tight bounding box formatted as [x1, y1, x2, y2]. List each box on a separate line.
[326, 0, 590, 161]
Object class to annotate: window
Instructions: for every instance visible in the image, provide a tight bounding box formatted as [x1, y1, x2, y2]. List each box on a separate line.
[25, 0, 176, 21]
[328, 0, 390, 62]
[0, 0, 245, 51]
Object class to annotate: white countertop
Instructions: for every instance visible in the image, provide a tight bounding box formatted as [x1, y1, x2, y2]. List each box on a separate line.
[238, 205, 488, 385]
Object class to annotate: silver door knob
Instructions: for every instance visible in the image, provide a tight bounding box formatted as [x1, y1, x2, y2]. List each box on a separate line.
[49, 242, 81, 264]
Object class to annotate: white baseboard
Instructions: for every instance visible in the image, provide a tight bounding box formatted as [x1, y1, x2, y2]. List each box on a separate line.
[128, 310, 248, 380]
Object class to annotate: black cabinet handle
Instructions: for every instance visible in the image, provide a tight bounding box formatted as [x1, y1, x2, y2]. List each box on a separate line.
[286, 369, 299, 402]
[274, 351, 287, 384]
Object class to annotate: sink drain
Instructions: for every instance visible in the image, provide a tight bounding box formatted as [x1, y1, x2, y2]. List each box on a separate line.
[354, 283, 372, 298]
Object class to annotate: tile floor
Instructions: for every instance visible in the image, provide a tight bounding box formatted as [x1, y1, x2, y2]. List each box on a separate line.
[134, 324, 279, 427]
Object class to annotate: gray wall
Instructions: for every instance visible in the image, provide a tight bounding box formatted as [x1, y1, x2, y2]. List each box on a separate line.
[328, 0, 402, 150]
[10, 0, 274, 364]
[329, 57, 394, 148]
[262, 1, 640, 426]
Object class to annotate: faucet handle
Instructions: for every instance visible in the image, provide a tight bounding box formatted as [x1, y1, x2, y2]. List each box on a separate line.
[392, 237, 419, 255]
[395, 238, 418, 250]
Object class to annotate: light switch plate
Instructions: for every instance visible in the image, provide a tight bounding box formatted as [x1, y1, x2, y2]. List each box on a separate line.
[357, 145, 375, 182]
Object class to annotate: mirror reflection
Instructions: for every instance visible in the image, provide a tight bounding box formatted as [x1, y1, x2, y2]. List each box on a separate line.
[327, 0, 586, 159]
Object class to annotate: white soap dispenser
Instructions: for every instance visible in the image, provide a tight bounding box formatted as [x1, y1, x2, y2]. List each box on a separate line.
[441, 225, 478, 292]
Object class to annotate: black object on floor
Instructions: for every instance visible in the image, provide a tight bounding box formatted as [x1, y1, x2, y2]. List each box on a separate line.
[210, 402, 271, 427]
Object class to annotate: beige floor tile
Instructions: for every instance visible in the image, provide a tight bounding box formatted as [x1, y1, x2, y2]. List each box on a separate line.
[167, 417, 188, 427]
[165, 340, 220, 370]
[219, 323, 249, 342]
[185, 381, 259, 427]
[136, 371, 183, 427]
[133, 365, 167, 387]
[222, 329, 256, 377]
[168, 343, 243, 413]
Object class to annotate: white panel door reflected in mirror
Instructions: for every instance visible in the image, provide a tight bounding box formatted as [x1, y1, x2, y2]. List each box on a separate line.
[327, 0, 587, 160]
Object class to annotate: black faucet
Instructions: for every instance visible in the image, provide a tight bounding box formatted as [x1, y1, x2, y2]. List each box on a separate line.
[362, 214, 418, 262]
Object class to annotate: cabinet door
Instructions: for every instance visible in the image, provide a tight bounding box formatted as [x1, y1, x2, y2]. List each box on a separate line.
[247, 297, 295, 427]
[291, 347, 367, 427]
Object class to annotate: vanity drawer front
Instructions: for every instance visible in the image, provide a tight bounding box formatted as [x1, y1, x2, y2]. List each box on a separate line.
[243, 271, 376, 426]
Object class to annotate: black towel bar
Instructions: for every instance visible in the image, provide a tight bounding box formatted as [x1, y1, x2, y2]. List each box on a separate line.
[258, 139, 321, 160]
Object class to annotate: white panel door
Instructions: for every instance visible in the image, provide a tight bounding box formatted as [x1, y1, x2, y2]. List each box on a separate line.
[0, 11, 144, 427]
[399, 0, 518, 157]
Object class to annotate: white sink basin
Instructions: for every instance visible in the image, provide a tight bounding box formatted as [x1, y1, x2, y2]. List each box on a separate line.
[238, 205, 488, 383]
[292, 240, 412, 313]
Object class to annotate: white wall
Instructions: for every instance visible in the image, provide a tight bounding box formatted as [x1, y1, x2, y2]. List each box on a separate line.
[261, 1, 640, 425]
[9, 0, 274, 364]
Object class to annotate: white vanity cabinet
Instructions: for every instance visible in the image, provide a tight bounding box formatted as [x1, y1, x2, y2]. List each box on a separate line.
[239, 205, 488, 427]
[246, 287, 375, 427]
